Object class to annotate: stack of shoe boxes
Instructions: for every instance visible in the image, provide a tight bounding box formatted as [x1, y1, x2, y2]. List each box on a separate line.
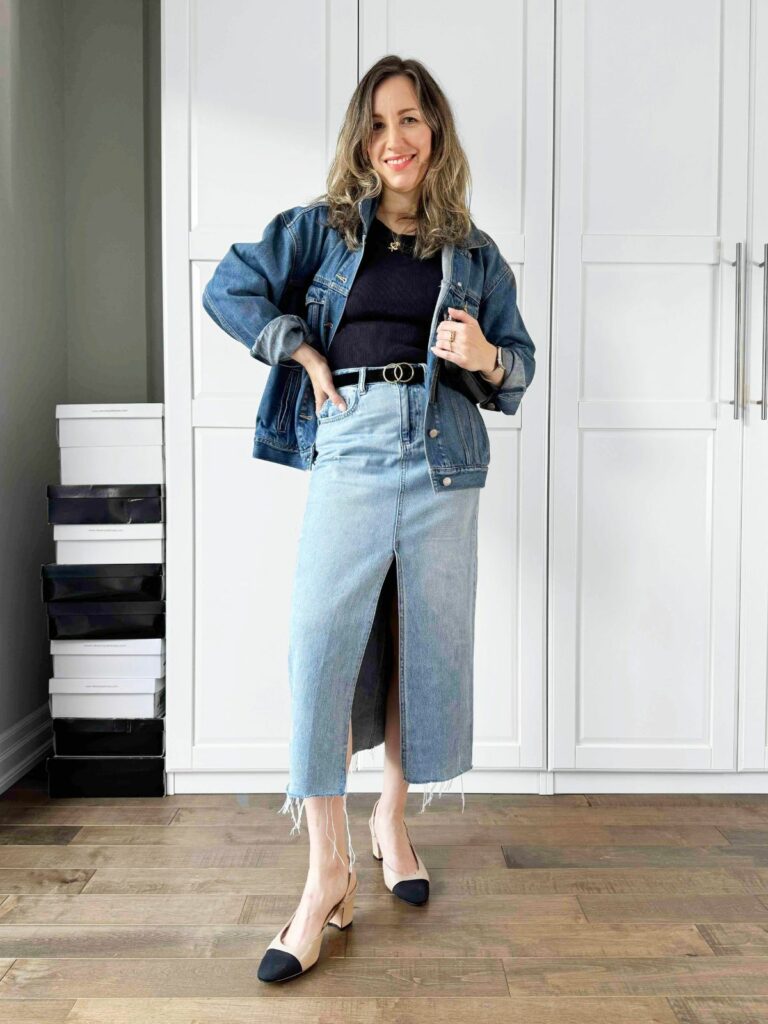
[41, 404, 167, 797]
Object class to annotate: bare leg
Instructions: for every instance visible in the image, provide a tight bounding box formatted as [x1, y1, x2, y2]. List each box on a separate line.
[281, 723, 356, 950]
[372, 581, 419, 872]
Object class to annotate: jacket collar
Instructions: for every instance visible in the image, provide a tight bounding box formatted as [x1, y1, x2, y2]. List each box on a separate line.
[358, 194, 487, 251]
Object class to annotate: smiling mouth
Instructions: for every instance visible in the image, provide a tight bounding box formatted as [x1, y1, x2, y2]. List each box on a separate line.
[385, 154, 416, 168]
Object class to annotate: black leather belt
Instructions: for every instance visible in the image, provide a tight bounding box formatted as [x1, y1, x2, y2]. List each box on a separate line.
[331, 362, 425, 387]
[329, 360, 495, 407]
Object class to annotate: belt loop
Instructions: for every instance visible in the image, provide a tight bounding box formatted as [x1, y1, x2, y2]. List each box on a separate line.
[358, 366, 367, 394]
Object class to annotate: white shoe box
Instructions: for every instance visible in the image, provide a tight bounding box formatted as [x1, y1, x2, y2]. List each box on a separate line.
[53, 524, 164, 564]
[50, 638, 166, 679]
[60, 445, 164, 485]
[56, 404, 164, 447]
[57, 404, 164, 486]
[49, 677, 165, 719]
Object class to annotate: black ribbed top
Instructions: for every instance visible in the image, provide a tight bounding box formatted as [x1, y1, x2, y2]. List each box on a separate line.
[326, 215, 443, 372]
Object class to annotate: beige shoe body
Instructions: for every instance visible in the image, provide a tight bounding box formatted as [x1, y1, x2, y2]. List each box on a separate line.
[369, 797, 430, 904]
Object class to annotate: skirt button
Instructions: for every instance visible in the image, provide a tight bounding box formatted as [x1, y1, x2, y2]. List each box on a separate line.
[429, 428, 439, 437]
[442, 476, 452, 486]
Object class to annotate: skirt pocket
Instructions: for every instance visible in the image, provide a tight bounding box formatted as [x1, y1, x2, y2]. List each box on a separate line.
[316, 383, 361, 423]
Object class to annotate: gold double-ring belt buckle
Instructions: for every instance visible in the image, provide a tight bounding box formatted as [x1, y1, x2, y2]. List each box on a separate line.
[382, 361, 416, 384]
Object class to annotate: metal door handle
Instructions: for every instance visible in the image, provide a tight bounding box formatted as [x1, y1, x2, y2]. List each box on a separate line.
[751, 242, 767, 420]
[724, 242, 746, 419]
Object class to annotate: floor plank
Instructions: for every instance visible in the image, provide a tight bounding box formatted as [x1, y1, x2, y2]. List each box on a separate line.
[0, 957, 509, 998]
[0, 920, 712, 959]
[667, 996, 768, 1022]
[0, 1000, 75, 1021]
[696, 923, 768, 956]
[68, 824, 731, 848]
[577, 895, 768, 923]
[503, 845, 768, 868]
[69, 866, 768, 897]
[61, 995, 680, 1024]
[501, 956, 768, 995]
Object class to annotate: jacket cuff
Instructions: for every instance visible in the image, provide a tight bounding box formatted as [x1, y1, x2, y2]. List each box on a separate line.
[496, 345, 527, 391]
[477, 347, 528, 413]
[252, 314, 309, 365]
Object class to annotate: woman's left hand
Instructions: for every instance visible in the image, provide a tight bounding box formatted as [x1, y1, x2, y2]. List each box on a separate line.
[432, 307, 496, 374]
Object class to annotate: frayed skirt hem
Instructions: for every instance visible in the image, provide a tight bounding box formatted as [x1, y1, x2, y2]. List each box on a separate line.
[277, 765, 470, 868]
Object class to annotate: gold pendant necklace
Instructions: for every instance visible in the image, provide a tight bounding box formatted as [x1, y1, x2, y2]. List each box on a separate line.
[388, 226, 415, 253]
[377, 214, 413, 253]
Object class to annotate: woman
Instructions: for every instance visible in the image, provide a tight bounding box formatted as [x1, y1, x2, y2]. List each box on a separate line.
[202, 55, 535, 984]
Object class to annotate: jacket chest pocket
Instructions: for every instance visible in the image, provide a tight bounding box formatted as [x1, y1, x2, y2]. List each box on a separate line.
[304, 278, 330, 341]
[305, 295, 325, 340]
[463, 293, 481, 318]
[448, 284, 481, 318]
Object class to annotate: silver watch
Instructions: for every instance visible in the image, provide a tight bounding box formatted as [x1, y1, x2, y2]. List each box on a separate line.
[481, 345, 503, 380]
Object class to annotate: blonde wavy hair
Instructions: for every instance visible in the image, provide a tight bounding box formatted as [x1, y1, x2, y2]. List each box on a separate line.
[309, 56, 474, 260]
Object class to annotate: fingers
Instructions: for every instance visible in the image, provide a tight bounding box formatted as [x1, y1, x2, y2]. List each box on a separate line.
[328, 388, 347, 412]
[314, 386, 347, 414]
[431, 341, 459, 363]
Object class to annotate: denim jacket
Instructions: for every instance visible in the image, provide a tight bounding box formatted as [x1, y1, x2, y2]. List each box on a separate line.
[202, 193, 535, 492]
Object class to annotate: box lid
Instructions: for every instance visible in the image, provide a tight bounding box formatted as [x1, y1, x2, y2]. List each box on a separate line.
[52, 717, 165, 733]
[49, 677, 165, 694]
[46, 601, 165, 614]
[50, 638, 166, 654]
[41, 563, 165, 580]
[52, 523, 165, 539]
[47, 484, 165, 498]
[55, 404, 164, 419]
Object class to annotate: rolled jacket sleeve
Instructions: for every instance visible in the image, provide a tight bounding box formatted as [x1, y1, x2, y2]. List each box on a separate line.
[476, 262, 536, 415]
[201, 211, 310, 367]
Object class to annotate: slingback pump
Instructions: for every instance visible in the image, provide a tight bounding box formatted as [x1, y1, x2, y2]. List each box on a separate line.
[257, 868, 358, 983]
[369, 797, 430, 905]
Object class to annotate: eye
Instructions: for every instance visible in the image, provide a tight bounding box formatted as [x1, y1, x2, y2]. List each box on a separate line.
[371, 116, 419, 131]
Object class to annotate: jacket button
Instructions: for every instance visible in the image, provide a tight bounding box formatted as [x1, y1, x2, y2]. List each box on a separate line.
[442, 476, 452, 486]
[429, 428, 439, 437]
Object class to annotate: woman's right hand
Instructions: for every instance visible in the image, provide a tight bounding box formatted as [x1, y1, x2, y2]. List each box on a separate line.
[290, 342, 348, 414]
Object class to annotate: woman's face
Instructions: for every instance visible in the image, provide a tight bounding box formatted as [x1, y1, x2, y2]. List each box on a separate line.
[366, 75, 432, 199]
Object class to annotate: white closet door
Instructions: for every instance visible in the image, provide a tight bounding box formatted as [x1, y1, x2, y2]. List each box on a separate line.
[163, 0, 357, 776]
[739, 0, 768, 771]
[550, 0, 750, 771]
[359, 0, 553, 775]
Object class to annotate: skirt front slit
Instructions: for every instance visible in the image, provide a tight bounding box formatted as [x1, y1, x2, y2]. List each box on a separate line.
[278, 364, 480, 865]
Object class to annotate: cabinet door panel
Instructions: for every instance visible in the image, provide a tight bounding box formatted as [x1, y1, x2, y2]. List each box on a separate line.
[359, 0, 552, 773]
[739, 0, 768, 771]
[164, 0, 357, 770]
[550, 0, 749, 771]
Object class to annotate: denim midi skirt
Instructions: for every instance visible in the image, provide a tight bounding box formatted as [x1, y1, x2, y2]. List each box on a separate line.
[278, 364, 479, 866]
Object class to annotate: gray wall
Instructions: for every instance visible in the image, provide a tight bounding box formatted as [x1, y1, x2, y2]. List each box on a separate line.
[0, 0, 161, 790]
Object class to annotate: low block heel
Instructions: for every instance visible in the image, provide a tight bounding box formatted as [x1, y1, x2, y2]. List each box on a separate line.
[327, 884, 356, 930]
[370, 816, 383, 860]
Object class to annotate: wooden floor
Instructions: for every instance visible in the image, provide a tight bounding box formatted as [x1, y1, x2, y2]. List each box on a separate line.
[1, 763, 768, 1022]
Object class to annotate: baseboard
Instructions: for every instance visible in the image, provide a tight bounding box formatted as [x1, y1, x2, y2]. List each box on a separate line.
[166, 768, 768, 797]
[0, 705, 53, 795]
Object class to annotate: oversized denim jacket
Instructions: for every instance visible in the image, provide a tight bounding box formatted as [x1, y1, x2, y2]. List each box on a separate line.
[202, 193, 535, 492]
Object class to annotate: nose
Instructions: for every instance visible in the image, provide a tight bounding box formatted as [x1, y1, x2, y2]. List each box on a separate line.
[384, 125, 408, 152]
